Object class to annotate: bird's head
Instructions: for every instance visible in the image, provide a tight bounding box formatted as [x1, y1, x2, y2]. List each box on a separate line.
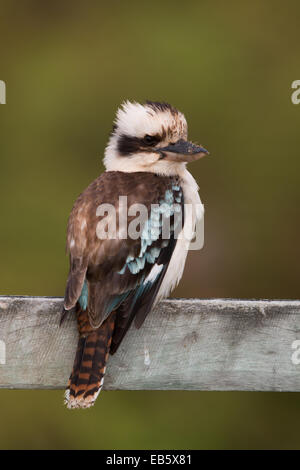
[104, 101, 208, 175]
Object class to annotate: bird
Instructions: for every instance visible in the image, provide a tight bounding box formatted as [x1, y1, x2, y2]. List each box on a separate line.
[62, 100, 208, 409]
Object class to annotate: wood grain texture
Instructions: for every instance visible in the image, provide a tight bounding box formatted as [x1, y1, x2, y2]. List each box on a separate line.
[0, 296, 300, 391]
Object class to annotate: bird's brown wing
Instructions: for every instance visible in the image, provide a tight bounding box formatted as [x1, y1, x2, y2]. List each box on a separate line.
[64, 171, 182, 329]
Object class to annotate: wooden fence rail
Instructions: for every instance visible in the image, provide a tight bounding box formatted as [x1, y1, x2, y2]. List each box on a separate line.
[0, 296, 300, 391]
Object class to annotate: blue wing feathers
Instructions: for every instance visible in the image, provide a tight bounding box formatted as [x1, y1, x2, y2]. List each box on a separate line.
[78, 185, 182, 329]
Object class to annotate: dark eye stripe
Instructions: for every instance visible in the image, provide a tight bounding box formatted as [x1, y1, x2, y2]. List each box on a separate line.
[117, 134, 161, 156]
[143, 134, 160, 146]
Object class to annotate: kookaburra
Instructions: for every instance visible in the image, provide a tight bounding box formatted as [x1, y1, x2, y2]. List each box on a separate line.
[62, 101, 208, 408]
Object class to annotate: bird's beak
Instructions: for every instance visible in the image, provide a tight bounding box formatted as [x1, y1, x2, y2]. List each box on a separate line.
[156, 139, 209, 163]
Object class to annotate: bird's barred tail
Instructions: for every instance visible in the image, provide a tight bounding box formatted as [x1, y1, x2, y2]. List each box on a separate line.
[64, 306, 116, 409]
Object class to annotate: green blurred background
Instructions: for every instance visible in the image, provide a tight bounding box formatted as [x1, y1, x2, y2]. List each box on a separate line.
[0, 0, 300, 450]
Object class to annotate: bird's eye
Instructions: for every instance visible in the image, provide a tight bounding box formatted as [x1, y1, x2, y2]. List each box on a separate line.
[143, 134, 156, 146]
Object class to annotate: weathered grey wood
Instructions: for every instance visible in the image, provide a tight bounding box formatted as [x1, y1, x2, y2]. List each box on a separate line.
[0, 296, 300, 391]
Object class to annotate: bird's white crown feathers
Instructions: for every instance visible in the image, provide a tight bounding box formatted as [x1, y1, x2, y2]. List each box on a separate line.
[113, 100, 187, 139]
